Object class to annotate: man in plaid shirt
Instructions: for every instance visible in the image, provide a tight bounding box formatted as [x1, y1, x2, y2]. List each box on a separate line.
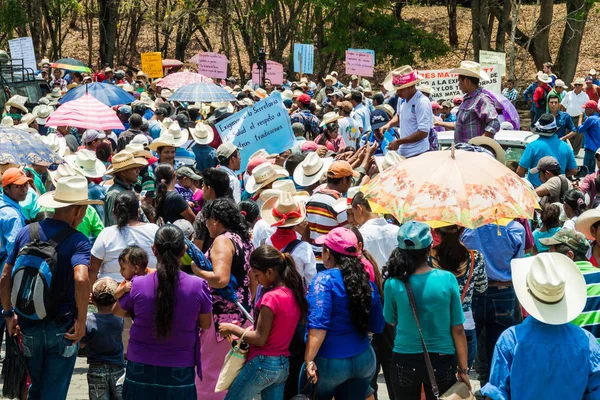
[502, 79, 519, 104]
[290, 94, 321, 139]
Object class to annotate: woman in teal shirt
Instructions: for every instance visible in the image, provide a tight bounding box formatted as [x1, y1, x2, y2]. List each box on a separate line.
[383, 221, 469, 400]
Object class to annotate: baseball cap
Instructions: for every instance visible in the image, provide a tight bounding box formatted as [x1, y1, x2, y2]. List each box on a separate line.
[2, 168, 32, 188]
[173, 219, 194, 237]
[370, 109, 390, 130]
[177, 166, 201, 180]
[586, 76, 593, 83]
[92, 277, 118, 301]
[315, 227, 360, 256]
[583, 100, 598, 110]
[351, 75, 358, 80]
[452, 96, 463, 104]
[539, 228, 590, 256]
[530, 156, 560, 174]
[441, 100, 453, 108]
[327, 160, 360, 179]
[292, 122, 305, 136]
[397, 221, 433, 250]
[82, 129, 106, 144]
[431, 102, 442, 110]
[216, 142, 239, 159]
[131, 134, 149, 147]
[339, 101, 354, 113]
[118, 105, 132, 117]
[297, 94, 311, 105]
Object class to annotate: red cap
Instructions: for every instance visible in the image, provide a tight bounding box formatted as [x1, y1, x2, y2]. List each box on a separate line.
[301, 141, 318, 152]
[246, 156, 274, 174]
[431, 102, 442, 110]
[452, 95, 463, 104]
[583, 100, 599, 110]
[297, 94, 311, 105]
[2, 168, 32, 188]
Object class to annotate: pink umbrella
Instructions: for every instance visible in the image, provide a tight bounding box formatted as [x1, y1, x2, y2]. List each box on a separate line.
[162, 59, 183, 68]
[45, 93, 124, 130]
[155, 71, 213, 90]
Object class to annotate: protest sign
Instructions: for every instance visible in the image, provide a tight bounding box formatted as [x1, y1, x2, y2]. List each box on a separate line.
[8, 37, 36, 72]
[479, 50, 506, 77]
[215, 91, 295, 172]
[251, 61, 284, 85]
[141, 52, 163, 78]
[417, 66, 501, 101]
[348, 49, 375, 66]
[197, 52, 228, 79]
[345, 50, 374, 77]
[293, 43, 314, 75]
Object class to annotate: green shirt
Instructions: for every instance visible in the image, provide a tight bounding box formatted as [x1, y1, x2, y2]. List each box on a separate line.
[383, 269, 465, 354]
[546, 89, 566, 113]
[571, 261, 600, 342]
[76, 206, 104, 239]
[24, 167, 46, 195]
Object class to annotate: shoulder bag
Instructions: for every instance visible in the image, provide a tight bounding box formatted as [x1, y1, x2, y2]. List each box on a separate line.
[460, 251, 475, 304]
[215, 328, 250, 392]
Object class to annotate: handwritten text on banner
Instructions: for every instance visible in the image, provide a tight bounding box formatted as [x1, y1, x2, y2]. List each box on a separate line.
[345, 50, 374, 77]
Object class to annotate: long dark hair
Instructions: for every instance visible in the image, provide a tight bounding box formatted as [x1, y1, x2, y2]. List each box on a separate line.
[564, 189, 586, 216]
[433, 226, 468, 274]
[155, 163, 175, 219]
[383, 246, 431, 282]
[201, 198, 250, 242]
[153, 225, 184, 339]
[114, 191, 139, 228]
[326, 246, 371, 336]
[250, 245, 308, 322]
[239, 200, 261, 229]
[350, 226, 382, 298]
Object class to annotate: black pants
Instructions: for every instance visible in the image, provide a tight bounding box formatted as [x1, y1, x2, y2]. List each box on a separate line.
[283, 320, 306, 399]
[390, 352, 456, 400]
[370, 323, 396, 400]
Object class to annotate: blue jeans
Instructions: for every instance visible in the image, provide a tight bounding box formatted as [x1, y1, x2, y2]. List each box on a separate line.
[299, 346, 376, 400]
[584, 149, 596, 176]
[225, 355, 289, 400]
[20, 316, 79, 400]
[123, 360, 196, 399]
[465, 328, 477, 371]
[88, 363, 125, 400]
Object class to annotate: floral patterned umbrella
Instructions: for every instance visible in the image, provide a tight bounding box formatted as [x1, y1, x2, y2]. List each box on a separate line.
[155, 72, 213, 90]
[0, 126, 63, 166]
[361, 147, 539, 229]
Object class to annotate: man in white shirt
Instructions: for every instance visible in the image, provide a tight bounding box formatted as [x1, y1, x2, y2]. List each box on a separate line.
[216, 142, 241, 203]
[338, 100, 361, 149]
[561, 77, 589, 155]
[350, 91, 371, 135]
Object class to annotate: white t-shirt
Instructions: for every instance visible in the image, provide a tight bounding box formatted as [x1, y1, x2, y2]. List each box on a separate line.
[91, 223, 159, 282]
[398, 90, 432, 158]
[252, 218, 275, 248]
[561, 91, 590, 117]
[266, 236, 317, 286]
[359, 218, 400, 269]
[338, 117, 361, 149]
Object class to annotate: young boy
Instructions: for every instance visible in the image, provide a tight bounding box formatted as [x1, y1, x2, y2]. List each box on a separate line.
[83, 278, 125, 400]
[115, 245, 153, 299]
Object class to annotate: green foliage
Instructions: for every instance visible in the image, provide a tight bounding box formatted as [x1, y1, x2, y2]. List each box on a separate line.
[0, 0, 28, 39]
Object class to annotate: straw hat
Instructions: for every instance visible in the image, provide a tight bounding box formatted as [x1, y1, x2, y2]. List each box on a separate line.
[323, 74, 338, 86]
[254, 88, 267, 99]
[148, 133, 180, 151]
[511, 253, 586, 325]
[191, 122, 214, 145]
[40, 133, 67, 157]
[259, 179, 309, 202]
[1, 116, 13, 126]
[160, 89, 172, 99]
[250, 149, 276, 161]
[416, 84, 434, 95]
[139, 92, 155, 110]
[573, 77, 586, 86]
[293, 153, 333, 187]
[20, 113, 36, 127]
[391, 66, 422, 89]
[449, 61, 489, 81]
[575, 209, 600, 240]
[5, 95, 29, 114]
[125, 143, 153, 159]
[210, 101, 231, 109]
[65, 149, 107, 178]
[537, 72, 552, 84]
[261, 192, 307, 228]
[245, 162, 290, 194]
[374, 151, 405, 172]
[38, 175, 104, 209]
[121, 84, 135, 94]
[105, 150, 148, 175]
[320, 112, 342, 127]
[33, 104, 53, 125]
[158, 121, 188, 147]
[46, 87, 62, 100]
[48, 162, 85, 186]
[468, 136, 506, 164]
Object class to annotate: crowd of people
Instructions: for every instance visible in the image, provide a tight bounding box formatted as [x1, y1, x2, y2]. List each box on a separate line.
[1, 56, 600, 400]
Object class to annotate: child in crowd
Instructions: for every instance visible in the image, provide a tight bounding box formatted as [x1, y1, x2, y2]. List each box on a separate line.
[115, 245, 154, 299]
[82, 278, 125, 400]
[173, 219, 195, 274]
[533, 203, 562, 253]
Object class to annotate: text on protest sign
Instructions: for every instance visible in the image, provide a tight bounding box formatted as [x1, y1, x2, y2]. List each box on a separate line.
[141, 52, 164, 78]
[197, 52, 228, 79]
[348, 49, 375, 66]
[215, 91, 295, 172]
[252, 61, 284, 85]
[345, 50, 374, 77]
[8, 37, 36, 72]
[417, 66, 501, 101]
[293, 43, 314, 75]
[479, 50, 506, 77]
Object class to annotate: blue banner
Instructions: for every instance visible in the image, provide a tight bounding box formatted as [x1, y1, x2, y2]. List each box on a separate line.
[214, 92, 295, 172]
[293, 43, 314, 75]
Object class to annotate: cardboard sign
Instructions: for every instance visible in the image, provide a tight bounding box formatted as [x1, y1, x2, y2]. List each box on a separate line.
[8, 37, 36, 72]
[215, 92, 295, 172]
[345, 50, 374, 77]
[293, 43, 314, 75]
[197, 52, 228, 79]
[251, 61, 284, 85]
[417, 66, 501, 100]
[479, 50, 506, 77]
[140, 52, 163, 78]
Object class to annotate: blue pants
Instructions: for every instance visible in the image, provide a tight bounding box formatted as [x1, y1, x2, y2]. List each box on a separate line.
[299, 346, 376, 400]
[225, 355, 289, 400]
[465, 328, 477, 371]
[88, 363, 125, 400]
[20, 316, 79, 400]
[584, 149, 596, 176]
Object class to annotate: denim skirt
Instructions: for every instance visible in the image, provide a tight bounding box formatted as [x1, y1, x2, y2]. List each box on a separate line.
[123, 360, 197, 400]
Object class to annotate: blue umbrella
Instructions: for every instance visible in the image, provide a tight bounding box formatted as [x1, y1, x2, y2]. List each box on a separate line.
[169, 82, 237, 103]
[0, 126, 63, 166]
[58, 83, 135, 107]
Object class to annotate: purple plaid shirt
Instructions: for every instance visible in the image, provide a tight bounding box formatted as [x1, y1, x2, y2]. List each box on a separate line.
[454, 88, 500, 143]
[290, 109, 321, 139]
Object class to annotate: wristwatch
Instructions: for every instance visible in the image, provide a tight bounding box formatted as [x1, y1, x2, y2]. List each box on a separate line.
[2, 309, 14, 318]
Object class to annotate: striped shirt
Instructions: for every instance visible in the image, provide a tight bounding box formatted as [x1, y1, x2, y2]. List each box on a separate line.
[572, 261, 600, 341]
[305, 187, 347, 257]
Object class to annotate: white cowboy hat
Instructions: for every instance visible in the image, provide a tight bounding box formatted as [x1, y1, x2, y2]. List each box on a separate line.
[416, 84, 435, 95]
[449, 61, 489, 81]
[293, 153, 333, 187]
[20, 113, 36, 127]
[250, 149, 276, 160]
[125, 143, 153, 159]
[64, 149, 107, 178]
[575, 209, 600, 240]
[105, 150, 148, 175]
[46, 87, 62, 100]
[468, 136, 506, 164]
[5, 95, 29, 114]
[281, 90, 294, 102]
[14, 123, 38, 134]
[323, 74, 338, 86]
[537, 72, 552, 84]
[374, 151, 405, 172]
[148, 132, 180, 151]
[33, 104, 52, 125]
[245, 162, 290, 194]
[260, 191, 307, 228]
[259, 179, 309, 202]
[161, 117, 174, 129]
[39, 175, 104, 209]
[48, 162, 85, 186]
[159, 121, 188, 147]
[190, 122, 214, 145]
[511, 253, 586, 325]
[40, 133, 67, 157]
[139, 92, 156, 110]
[121, 84, 135, 94]
[1, 116, 13, 126]
[319, 112, 343, 127]
[160, 89, 172, 99]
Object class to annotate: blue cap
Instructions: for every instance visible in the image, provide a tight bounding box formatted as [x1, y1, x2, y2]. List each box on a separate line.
[397, 221, 433, 250]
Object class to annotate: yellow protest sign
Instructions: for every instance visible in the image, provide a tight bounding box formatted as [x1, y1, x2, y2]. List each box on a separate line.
[141, 52, 163, 78]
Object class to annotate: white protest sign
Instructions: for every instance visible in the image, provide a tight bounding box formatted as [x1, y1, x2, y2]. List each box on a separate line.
[479, 50, 506, 77]
[345, 50, 374, 77]
[8, 37, 36, 72]
[197, 52, 228, 79]
[418, 66, 501, 101]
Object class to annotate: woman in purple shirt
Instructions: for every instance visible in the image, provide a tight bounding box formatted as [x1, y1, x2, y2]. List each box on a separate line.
[113, 225, 213, 399]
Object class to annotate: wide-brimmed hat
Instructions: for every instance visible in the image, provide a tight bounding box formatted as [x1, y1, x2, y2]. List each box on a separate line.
[391, 66, 422, 89]
[15, 123, 37, 134]
[1, 116, 13, 126]
[139, 92, 156, 110]
[20, 113, 36, 127]
[148, 133, 179, 151]
[259, 179, 309, 202]
[40, 133, 67, 157]
[48, 162, 84, 186]
[5, 95, 28, 114]
[207, 107, 233, 125]
[254, 88, 267, 99]
[323, 74, 338, 86]
[293, 153, 333, 187]
[39, 175, 104, 209]
[532, 114, 559, 136]
[375, 151, 405, 172]
[468, 136, 506, 164]
[245, 162, 289, 194]
[159, 121, 188, 147]
[46, 87, 62, 100]
[191, 122, 214, 145]
[160, 89, 172, 99]
[573, 77, 586, 86]
[261, 192, 307, 228]
[554, 79, 568, 89]
[125, 143, 152, 159]
[449, 61, 489, 81]
[417, 84, 434, 95]
[64, 149, 107, 178]
[537, 72, 552, 84]
[575, 209, 600, 240]
[105, 150, 148, 175]
[512, 253, 586, 325]
[320, 112, 342, 127]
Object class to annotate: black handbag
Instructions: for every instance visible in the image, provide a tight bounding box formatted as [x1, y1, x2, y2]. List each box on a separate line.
[290, 376, 318, 399]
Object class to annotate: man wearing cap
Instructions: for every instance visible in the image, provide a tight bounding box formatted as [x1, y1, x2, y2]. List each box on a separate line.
[291, 94, 321, 139]
[561, 77, 589, 154]
[479, 253, 600, 399]
[81, 129, 106, 152]
[586, 76, 600, 103]
[116, 114, 145, 152]
[501, 79, 519, 105]
[0, 168, 31, 270]
[528, 156, 573, 205]
[546, 79, 567, 112]
[114, 105, 132, 136]
[216, 142, 242, 203]
[579, 100, 600, 173]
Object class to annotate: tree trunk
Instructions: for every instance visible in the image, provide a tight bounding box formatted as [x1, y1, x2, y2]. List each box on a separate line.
[394, 1, 404, 20]
[555, 0, 592, 85]
[98, 0, 119, 67]
[27, 0, 43, 58]
[447, 0, 458, 48]
[471, 0, 492, 59]
[495, 0, 511, 51]
[529, 0, 553, 70]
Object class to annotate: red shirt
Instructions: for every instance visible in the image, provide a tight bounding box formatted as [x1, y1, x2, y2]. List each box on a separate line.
[533, 84, 550, 109]
[586, 85, 600, 103]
